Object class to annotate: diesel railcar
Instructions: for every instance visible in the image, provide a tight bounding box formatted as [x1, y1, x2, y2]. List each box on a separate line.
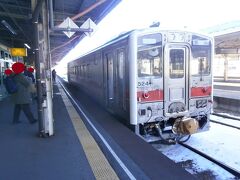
[68, 28, 213, 143]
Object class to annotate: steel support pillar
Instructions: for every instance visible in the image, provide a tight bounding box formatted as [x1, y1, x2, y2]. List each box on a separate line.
[42, 0, 54, 136]
[223, 55, 228, 81]
[32, 0, 46, 137]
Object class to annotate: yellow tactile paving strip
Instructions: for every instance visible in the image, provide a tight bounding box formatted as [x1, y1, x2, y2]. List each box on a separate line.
[58, 84, 119, 180]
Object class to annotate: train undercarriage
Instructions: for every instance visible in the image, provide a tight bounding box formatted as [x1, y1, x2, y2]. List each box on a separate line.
[139, 115, 208, 144]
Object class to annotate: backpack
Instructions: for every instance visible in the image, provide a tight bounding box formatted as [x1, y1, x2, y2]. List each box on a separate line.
[3, 76, 18, 94]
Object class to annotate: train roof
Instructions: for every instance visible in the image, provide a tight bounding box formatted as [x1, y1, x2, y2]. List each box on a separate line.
[69, 27, 213, 64]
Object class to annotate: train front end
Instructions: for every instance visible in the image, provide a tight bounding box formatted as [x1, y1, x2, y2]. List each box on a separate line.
[129, 29, 213, 143]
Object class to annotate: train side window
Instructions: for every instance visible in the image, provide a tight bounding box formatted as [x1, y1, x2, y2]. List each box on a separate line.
[118, 50, 125, 79]
[78, 66, 81, 75]
[80, 65, 83, 76]
[1, 51, 4, 58]
[87, 64, 90, 78]
[5, 62, 10, 68]
[5, 53, 8, 59]
[83, 65, 86, 77]
[74, 66, 77, 74]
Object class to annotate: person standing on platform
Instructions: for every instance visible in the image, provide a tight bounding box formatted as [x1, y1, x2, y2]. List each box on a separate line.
[24, 66, 35, 83]
[24, 67, 37, 100]
[4, 69, 13, 77]
[3, 69, 15, 93]
[11, 62, 37, 124]
[52, 69, 56, 82]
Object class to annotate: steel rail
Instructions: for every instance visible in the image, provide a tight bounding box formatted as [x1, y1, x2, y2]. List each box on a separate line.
[210, 120, 240, 130]
[178, 142, 240, 178]
[211, 112, 240, 121]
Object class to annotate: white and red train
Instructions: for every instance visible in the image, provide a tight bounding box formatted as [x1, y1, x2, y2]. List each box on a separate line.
[68, 28, 213, 143]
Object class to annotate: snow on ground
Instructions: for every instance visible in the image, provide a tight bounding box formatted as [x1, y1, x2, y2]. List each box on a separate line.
[187, 123, 240, 170]
[153, 118, 240, 179]
[154, 143, 235, 179]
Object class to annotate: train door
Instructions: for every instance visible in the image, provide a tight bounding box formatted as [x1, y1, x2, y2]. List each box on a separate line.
[104, 52, 114, 107]
[164, 44, 189, 116]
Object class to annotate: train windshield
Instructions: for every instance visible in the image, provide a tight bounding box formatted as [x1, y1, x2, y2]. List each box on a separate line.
[191, 35, 212, 76]
[137, 33, 162, 77]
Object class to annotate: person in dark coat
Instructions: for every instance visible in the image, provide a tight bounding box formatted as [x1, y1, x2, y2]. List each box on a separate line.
[52, 69, 56, 82]
[24, 67, 35, 83]
[3, 69, 14, 92]
[11, 62, 37, 124]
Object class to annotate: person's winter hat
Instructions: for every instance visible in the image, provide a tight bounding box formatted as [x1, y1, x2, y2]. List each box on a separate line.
[12, 62, 25, 74]
[4, 69, 13, 75]
[27, 67, 34, 73]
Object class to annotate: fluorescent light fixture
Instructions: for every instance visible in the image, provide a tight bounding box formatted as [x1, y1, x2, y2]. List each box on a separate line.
[24, 43, 31, 49]
[1, 20, 17, 35]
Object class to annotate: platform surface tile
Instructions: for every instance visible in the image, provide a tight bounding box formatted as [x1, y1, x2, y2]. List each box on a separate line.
[0, 85, 99, 180]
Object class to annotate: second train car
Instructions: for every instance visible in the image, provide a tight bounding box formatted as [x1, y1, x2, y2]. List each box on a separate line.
[68, 28, 213, 143]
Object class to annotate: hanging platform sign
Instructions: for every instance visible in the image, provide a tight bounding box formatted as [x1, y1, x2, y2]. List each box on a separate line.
[10, 48, 27, 57]
[80, 18, 97, 37]
[58, 17, 79, 38]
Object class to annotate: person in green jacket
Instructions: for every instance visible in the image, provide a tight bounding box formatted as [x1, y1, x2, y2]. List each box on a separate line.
[11, 62, 37, 124]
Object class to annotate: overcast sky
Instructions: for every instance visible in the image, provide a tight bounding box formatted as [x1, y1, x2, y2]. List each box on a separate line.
[57, 0, 240, 69]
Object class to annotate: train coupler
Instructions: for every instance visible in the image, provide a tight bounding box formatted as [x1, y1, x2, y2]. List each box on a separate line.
[172, 117, 199, 135]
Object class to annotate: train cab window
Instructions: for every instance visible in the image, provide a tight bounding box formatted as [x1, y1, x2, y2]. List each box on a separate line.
[137, 33, 162, 77]
[191, 35, 211, 76]
[169, 49, 184, 78]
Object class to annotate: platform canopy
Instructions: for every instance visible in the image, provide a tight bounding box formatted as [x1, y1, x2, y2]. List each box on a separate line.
[204, 21, 240, 54]
[0, 0, 121, 64]
[214, 30, 240, 54]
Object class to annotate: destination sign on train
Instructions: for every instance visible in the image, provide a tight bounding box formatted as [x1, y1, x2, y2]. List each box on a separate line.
[10, 48, 27, 57]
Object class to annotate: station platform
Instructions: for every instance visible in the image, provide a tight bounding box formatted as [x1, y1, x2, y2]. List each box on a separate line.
[213, 81, 240, 100]
[0, 81, 194, 180]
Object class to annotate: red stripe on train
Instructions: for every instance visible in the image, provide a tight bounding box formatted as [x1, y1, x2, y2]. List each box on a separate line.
[191, 86, 212, 97]
[137, 89, 163, 102]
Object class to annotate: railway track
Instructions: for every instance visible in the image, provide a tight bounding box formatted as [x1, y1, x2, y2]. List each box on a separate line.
[178, 142, 240, 178]
[210, 120, 240, 130]
[211, 113, 240, 130]
[212, 112, 240, 121]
